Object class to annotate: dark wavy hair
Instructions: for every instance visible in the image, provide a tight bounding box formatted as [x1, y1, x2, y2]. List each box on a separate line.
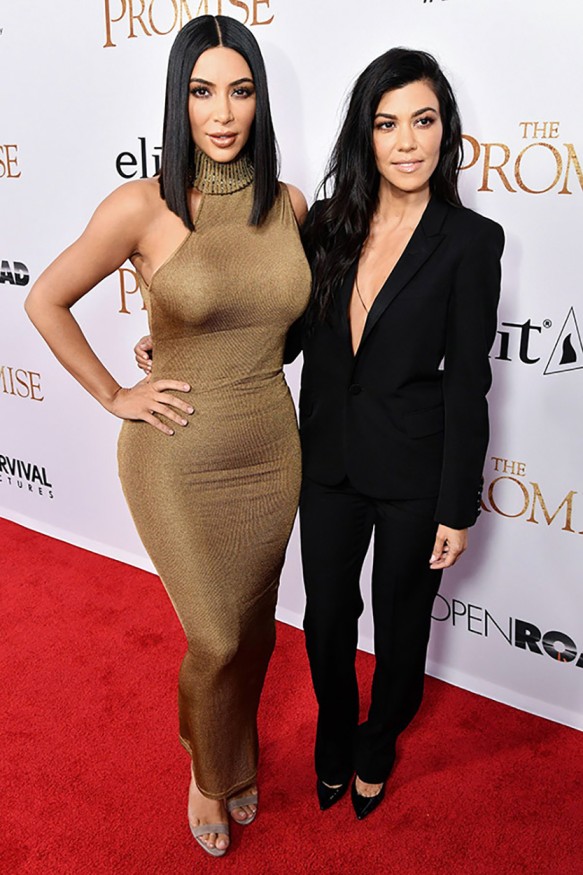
[159, 15, 278, 229]
[303, 48, 463, 322]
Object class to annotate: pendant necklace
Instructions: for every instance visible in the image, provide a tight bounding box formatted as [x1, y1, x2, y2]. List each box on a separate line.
[354, 272, 370, 313]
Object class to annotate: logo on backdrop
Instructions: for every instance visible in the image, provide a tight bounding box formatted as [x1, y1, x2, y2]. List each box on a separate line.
[103, 0, 275, 48]
[0, 454, 54, 499]
[481, 456, 579, 536]
[118, 267, 146, 315]
[0, 260, 30, 287]
[432, 597, 583, 668]
[0, 144, 21, 179]
[116, 137, 161, 179]
[462, 121, 582, 195]
[112, 137, 157, 315]
[492, 307, 583, 376]
[0, 365, 44, 402]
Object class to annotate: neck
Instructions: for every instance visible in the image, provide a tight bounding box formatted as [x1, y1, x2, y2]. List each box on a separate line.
[374, 180, 431, 226]
[192, 149, 254, 195]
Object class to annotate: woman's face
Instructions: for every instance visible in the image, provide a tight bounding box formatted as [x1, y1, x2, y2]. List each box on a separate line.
[372, 79, 443, 197]
[188, 47, 256, 163]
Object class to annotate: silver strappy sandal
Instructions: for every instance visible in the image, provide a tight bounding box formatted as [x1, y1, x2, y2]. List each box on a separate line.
[227, 792, 258, 826]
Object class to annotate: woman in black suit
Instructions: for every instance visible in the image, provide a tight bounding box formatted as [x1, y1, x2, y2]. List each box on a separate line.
[294, 48, 504, 819]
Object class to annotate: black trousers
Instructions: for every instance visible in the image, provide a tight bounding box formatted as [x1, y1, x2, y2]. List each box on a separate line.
[299, 476, 443, 785]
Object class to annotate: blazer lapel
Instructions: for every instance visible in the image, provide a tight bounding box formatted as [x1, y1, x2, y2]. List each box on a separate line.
[356, 198, 449, 353]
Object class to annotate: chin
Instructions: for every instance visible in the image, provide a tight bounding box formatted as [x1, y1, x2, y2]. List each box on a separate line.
[389, 174, 432, 195]
[210, 152, 239, 163]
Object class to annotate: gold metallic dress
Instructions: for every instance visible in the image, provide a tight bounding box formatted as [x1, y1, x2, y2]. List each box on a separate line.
[117, 157, 310, 799]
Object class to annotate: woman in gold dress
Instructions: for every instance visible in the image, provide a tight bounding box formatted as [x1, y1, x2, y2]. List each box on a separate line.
[25, 15, 310, 858]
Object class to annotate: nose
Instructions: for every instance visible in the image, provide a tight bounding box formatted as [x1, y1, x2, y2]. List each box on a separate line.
[214, 93, 234, 125]
[396, 125, 416, 152]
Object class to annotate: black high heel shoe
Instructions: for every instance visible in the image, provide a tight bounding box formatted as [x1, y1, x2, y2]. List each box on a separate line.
[351, 778, 386, 820]
[316, 778, 350, 811]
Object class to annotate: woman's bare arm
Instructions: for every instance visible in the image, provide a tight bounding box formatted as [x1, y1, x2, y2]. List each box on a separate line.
[25, 183, 193, 435]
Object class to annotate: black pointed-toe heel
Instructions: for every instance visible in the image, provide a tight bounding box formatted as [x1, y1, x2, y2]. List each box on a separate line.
[316, 778, 350, 811]
[351, 778, 386, 820]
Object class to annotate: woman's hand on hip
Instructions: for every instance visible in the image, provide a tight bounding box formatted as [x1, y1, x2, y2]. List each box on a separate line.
[135, 334, 153, 374]
[106, 378, 193, 436]
[429, 525, 468, 570]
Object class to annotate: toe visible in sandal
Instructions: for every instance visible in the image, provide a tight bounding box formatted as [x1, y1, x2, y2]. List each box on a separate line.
[227, 792, 258, 826]
[189, 822, 230, 858]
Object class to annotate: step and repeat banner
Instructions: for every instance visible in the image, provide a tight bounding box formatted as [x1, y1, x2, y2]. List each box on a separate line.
[1, 1, 581, 729]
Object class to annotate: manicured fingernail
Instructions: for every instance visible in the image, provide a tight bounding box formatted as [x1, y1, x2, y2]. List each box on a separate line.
[168, 430, 174, 436]
[183, 384, 190, 391]
[430, 554, 436, 562]
[187, 407, 194, 414]
[180, 419, 187, 425]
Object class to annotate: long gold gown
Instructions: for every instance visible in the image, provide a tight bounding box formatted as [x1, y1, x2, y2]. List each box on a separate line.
[117, 159, 311, 798]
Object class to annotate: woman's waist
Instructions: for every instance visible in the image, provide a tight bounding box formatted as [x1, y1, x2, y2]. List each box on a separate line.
[151, 370, 297, 424]
[150, 367, 287, 396]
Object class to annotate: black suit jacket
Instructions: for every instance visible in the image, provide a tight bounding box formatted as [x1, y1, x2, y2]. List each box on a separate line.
[288, 197, 504, 530]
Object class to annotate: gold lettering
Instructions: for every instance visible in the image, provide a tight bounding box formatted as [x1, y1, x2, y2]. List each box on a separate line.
[128, 0, 151, 38]
[149, 0, 178, 35]
[227, 0, 249, 21]
[549, 122, 560, 139]
[498, 458, 525, 476]
[526, 483, 576, 533]
[29, 372, 45, 402]
[558, 143, 583, 195]
[0, 366, 44, 401]
[252, 0, 273, 25]
[460, 134, 480, 171]
[479, 143, 517, 193]
[103, 0, 127, 48]
[519, 121, 560, 139]
[515, 142, 562, 194]
[487, 476, 530, 518]
[118, 267, 145, 314]
[491, 458, 526, 476]
[179, 0, 194, 27]
[0, 365, 15, 395]
[6, 145, 20, 178]
[0, 145, 21, 179]
[103, 0, 271, 47]
[15, 369, 31, 399]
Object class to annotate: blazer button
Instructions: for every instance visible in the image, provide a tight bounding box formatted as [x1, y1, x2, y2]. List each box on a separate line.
[349, 384, 362, 395]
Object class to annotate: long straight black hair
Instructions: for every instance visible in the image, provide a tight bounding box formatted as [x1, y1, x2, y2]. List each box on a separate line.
[302, 48, 463, 322]
[159, 15, 279, 229]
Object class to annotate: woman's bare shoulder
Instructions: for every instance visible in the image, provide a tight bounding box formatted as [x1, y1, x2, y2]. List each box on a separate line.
[280, 182, 309, 225]
[85, 178, 167, 243]
[105, 177, 164, 215]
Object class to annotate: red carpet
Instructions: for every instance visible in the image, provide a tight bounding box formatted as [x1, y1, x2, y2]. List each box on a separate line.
[1, 517, 581, 874]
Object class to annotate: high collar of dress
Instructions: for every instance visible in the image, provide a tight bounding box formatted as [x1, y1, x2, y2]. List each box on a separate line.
[192, 148, 254, 195]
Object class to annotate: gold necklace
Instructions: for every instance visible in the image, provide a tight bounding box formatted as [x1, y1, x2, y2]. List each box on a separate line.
[354, 271, 370, 313]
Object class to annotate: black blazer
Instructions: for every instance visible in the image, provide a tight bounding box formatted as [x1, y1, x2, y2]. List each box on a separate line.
[288, 197, 504, 530]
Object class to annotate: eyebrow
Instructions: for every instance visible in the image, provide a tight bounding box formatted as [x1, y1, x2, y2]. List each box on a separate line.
[189, 76, 255, 86]
[374, 106, 439, 120]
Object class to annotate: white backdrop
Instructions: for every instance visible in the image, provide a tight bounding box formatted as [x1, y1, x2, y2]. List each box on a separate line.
[1, 0, 582, 730]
